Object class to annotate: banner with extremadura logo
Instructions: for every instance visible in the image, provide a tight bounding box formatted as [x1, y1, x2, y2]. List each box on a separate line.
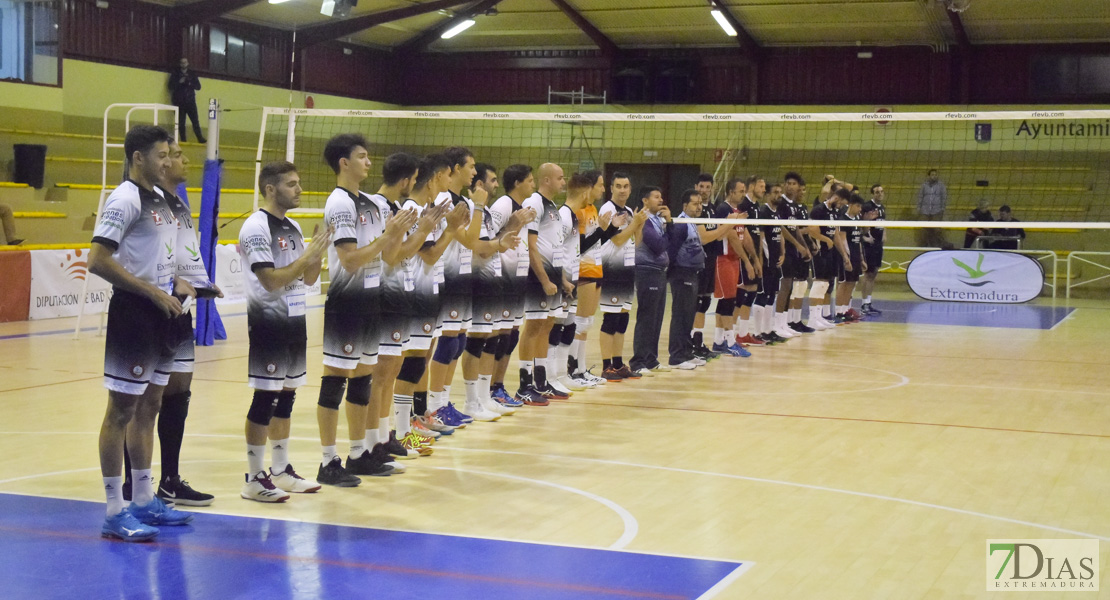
[907, 250, 1044, 304]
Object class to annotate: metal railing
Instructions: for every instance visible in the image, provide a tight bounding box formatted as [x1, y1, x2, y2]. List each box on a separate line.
[1066, 252, 1110, 299]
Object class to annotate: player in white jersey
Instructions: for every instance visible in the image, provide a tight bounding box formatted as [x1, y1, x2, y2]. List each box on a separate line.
[398, 155, 470, 450]
[597, 173, 649, 382]
[459, 163, 527, 421]
[238, 162, 332, 502]
[315, 134, 415, 487]
[89, 125, 195, 541]
[487, 165, 538, 406]
[121, 140, 216, 508]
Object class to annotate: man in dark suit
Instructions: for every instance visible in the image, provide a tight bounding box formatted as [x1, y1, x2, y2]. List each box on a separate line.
[168, 58, 206, 144]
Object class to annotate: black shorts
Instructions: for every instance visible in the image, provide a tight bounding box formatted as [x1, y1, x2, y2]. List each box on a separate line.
[578, 276, 602, 286]
[761, 265, 782, 298]
[322, 307, 379, 370]
[864, 243, 883, 274]
[248, 315, 307, 391]
[781, 250, 810, 281]
[839, 255, 862, 283]
[103, 289, 178, 395]
[600, 278, 634, 313]
[471, 293, 505, 333]
[738, 260, 758, 287]
[697, 264, 715, 296]
[813, 250, 838, 281]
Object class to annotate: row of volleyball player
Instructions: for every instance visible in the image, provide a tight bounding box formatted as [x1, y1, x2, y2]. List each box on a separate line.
[92, 125, 890, 543]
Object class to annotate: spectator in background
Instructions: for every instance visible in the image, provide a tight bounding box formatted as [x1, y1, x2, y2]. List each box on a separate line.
[916, 168, 948, 248]
[964, 198, 994, 248]
[168, 58, 206, 144]
[0, 203, 24, 245]
[990, 205, 1026, 250]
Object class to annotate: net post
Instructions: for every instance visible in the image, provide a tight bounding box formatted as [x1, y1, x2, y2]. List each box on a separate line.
[285, 113, 296, 163]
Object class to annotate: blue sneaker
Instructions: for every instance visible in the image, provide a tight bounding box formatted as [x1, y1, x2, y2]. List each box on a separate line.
[711, 342, 732, 354]
[102, 508, 158, 542]
[728, 343, 752, 358]
[493, 386, 524, 407]
[130, 496, 193, 526]
[442, 401, 474, 425]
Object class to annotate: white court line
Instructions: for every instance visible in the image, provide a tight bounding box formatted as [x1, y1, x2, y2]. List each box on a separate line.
[424, 465, 638, 550]
[611, 362, 909, 397]
[1050, 308, 1078, 331]
[697, 562, 755, 600]
[436, 447, 1110, 543]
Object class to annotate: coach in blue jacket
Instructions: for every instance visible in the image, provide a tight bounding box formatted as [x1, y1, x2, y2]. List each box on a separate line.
[628, 187, 670, 375]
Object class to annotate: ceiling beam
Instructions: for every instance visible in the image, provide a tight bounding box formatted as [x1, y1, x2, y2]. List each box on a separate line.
[945, 7, 972, 49]
[708, 0, 760, 55]
[294, 0, 471, 52]
[548, 0, 619, 58]
[174, 0, 265, 29]
[395, 0, 504, 55]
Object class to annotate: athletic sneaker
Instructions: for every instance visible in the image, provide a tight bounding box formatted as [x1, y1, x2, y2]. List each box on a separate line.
[672, 360, 698, 370]
[861, 303, 882, 315]
[651, 363, 672, 373]
[615, 365, 640, 379]
[372, 444, 405, 474]
[316, 457, 361, 487]
[767, 332, 789, 343]
[417, 414, 455, 436]
[691, 356, 707, 366]
[410, 419, 440, 440]
[491, 385, 522, 406]
[737, 334, 764, 347]
[568, 373, 596, 389]
[386, 430, 421, 458]
[536, 382, 570, 400]
[481, 394, 514, 416]
[157, 476, 214, 507]
[728, 343, 752, 358]
[789, 322, 816, 334]
[345, 449, 394, 477]
[693, 345, 719, 360]
[441, 402, 474, 425]
[846, 308, 864, 322]
[632, 366, 654, 377]
[464, 400, 502, 422]
[582, 368, 607, 385]
[399, 431, 434, 456]
[711, 341, 733, 354]
[270, 464, 322, 493]
[515, 384, 549, 406]
[130, 496, 193, 526]
[241, 471, 291, 502]
[101, 508, 158, 542]
[557, 374, 587, 391]
[602, 366, 624, 382]
[431, 407, 466, 429]
[717, 343, 744, 357]
[548, 376, 575, 396]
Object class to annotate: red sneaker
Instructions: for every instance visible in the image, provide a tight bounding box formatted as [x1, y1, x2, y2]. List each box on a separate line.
[737, 334, 764, 346]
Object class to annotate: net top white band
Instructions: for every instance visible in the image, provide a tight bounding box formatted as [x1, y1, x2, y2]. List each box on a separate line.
[262, 107, 1110, 123]
[671, 218, 1110, 231]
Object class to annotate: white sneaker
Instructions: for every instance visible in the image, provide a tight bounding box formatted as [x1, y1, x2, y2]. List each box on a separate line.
[270, 464, 322, 494]
[774, 327, 797, 339]
[558, 374, 587, 391]
[463, 401, 501, 422]
[548, 377, 574, 396]
[691, 357, 707, 366]
[385, 460, 407, 473]
[583, 368, 606, 385]
[651, 363, 672, 373]
[481, 394, 513, 416]
[810, 317, 832, 331]
[633, 367, 655, 377]
[674, 360, 697, 370]
[569, 373, 596, 388]
[242, 471, 290, 503]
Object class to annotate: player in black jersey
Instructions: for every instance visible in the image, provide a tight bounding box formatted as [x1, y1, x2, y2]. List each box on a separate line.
[774, 172, 812, 340]
[787, 182, 816, 334]
[691, 172, 720, 357]
[754, 186, 787, 344]
[860, 184, 886, 315]
[835, 194, 867, 323]
[731, 176, 765, 346]
[807, 187, 849, 330]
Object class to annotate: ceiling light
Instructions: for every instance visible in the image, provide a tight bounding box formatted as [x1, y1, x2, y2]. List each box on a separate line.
[268, 0, 292, 4]
[710, 9, 737, 37]
[441, 19, 476, 39]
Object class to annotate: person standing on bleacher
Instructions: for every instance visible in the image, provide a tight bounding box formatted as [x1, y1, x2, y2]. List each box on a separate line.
[168, 58, 206, 145]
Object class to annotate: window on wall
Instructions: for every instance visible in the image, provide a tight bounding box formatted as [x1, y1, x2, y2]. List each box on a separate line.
[208, 26, 261, 80]
[1031, 54, 1110, 99]
[0, 0, 60, 86]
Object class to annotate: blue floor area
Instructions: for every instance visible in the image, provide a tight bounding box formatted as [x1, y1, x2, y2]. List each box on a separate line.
[0, 494, 743, 600]
[864, 300, 1073, 330]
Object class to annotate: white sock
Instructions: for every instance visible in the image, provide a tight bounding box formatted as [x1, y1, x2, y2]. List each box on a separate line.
[751, 305, 763, 333]
[864, 295, 872, 304]
[809, 306, 822, 323]
[428, 390, 446, 412]
[394, 394, 413, 435]
[520, 359, 534, 376]
[737, 316, 749, 338]
[477, 374, 493, 401]
[104, 476, 125, 516]
[791, 308, 800, 323]
[246, 446, 265, 479]
[271, 438, 290, 473]
[837, 305, 847, 315]
[322, 445, 338, 466]
[556, 344, 571, 378]
[131, 469, 154, 505]
[349, 436, 366, 460]
[464, 379, 480, 405]
[378, 421, 389, 445]
[443, 385, 453, 404]
[849, 298, 855, 309]
[714, 327, 725, 345]
[569, 339, 584, 373]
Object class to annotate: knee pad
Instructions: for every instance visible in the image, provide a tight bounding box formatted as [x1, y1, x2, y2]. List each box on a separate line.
[743, 289, 757, 307]
[465, 335, 487, 359]
[574, 315, 593, 330]
[484, 335, 502, 356]
[792, 280, 809, 297]
[600, 313, 620, 335]
[696, 295, 712, 313]
[274, 390, 296, 419]
[810, 280, 830, 299]
[617, 311, 630, 333]
[493, 333, 509, 361]
[453, 332, 466, 360]
[247, 390, 280, 426]
[398, 356, 427, 384]
[345, 374, 371, 407]
[548, 323, 564, 346]
[715, 298, 735, 316]
[432, 336, 457, 364]
[160, 391, 191, 420]
[506, 328, 520, 355]
[560, 323, 577, 345]
[317, 375, 346, 410]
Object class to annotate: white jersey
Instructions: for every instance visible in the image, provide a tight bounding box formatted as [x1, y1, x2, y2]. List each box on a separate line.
[523, 192, 562, 282]
[92, 179, 178, 295]
[489, 194, 529, 281]
[403, 198, 447, 315]
[599, 200, 635, 280]
[558, 204, 580, 282]
[239, 210, 307, 323]
[158, 186, 209, 287]
[324, 187, 386, 305]
[434, 190, 475, 292]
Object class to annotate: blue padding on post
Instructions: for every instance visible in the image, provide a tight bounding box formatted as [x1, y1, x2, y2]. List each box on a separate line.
[191, 160, 227, 346]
